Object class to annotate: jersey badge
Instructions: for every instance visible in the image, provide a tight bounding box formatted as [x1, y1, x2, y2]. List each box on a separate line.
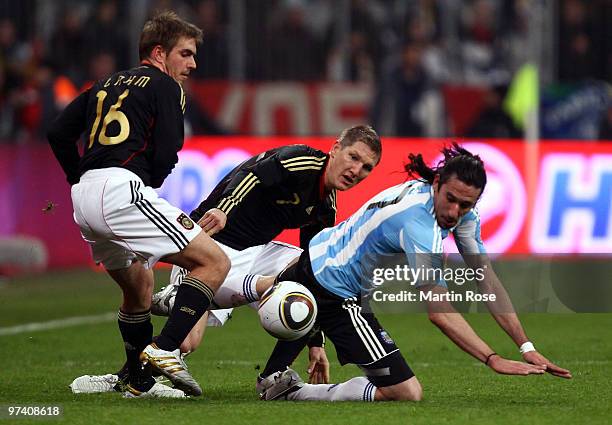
[177, 213, 195, 230]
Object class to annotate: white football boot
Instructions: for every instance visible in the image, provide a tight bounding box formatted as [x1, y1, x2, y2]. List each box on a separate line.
[70, 374, 121, 394]
[259, 368, 304, 400]
[123, 382, 185, 399]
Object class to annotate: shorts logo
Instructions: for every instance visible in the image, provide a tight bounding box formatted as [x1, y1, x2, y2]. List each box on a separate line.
[177, 213, 195, 230]
[379, 330, 394, 345]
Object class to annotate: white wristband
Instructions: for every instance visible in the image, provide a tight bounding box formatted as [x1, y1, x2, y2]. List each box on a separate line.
[520, 341, 536, 354]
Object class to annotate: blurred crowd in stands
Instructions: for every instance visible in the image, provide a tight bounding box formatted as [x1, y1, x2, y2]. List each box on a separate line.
[0, 0, 610, 142]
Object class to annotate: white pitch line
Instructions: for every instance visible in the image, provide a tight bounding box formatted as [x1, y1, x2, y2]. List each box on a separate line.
[214, 360, 258, 366]
[0, 312, 117, 336]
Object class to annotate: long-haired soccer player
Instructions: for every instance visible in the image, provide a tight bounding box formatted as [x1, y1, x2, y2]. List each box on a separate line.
[258, 144, 571, 402]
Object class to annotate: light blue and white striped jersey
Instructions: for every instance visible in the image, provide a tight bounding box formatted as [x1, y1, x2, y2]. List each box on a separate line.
[308, 180, 486, 299]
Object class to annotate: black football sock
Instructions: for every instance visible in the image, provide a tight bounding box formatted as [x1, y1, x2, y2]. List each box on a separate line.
[115, 361, 129, 381]
[261, 334, 310, 378]
[155, 276, 215, 351]
[112, 361, 129, 391]
[117, 309, 154, 390]
[114, 361, 129, 380]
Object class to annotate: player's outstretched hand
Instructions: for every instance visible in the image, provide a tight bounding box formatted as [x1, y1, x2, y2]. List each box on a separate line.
[488, 355, 547, 376]
[198, 208, 227, 235]
[307, 347, 330, 384]
[522, 351, 572, 379]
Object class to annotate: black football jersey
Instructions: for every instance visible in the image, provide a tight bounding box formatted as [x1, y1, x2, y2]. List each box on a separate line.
[190, 145, 337, 250]
[47, 64, 185, 188]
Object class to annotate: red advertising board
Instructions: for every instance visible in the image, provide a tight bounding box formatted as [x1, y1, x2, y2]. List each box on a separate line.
[163, 138, 612, 255]
[2, 138, 611, 269]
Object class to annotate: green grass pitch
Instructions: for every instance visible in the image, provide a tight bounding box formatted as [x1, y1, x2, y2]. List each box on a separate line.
[0, 269, 610, 424]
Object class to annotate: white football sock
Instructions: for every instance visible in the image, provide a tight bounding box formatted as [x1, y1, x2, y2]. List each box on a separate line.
[288, 377, 376, 401]
[213, 274, 262, 307]
[241, 274, 261, 302]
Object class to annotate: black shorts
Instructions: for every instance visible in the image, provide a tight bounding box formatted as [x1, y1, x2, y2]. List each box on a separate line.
[279, 251, 415, 388]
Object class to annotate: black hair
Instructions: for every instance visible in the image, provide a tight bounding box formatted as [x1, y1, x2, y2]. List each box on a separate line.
[404, 142, 487, 192]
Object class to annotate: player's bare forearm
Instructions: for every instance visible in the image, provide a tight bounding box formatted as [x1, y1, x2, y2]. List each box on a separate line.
[462, 252, 529, 346]
[477, 266, 529, 347]
[489, 312, 529, 346]
[424, 286, 494, 363]
[430, 311, 495, 363]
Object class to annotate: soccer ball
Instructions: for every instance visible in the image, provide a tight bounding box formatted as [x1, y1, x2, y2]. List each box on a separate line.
[257, 281, 317, 341]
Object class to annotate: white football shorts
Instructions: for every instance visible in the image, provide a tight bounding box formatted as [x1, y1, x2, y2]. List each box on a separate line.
[170, 240, 302, 326]
[71, 168, 202, 270]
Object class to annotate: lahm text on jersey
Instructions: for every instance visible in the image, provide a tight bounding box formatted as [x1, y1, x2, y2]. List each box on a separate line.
[103, 75, 151, 89]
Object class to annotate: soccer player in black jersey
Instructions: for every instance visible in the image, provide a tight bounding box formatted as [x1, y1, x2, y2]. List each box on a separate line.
[177, 126, 382, 347]
[48, 12, 230, 398]
[70, 125, 382, 394]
